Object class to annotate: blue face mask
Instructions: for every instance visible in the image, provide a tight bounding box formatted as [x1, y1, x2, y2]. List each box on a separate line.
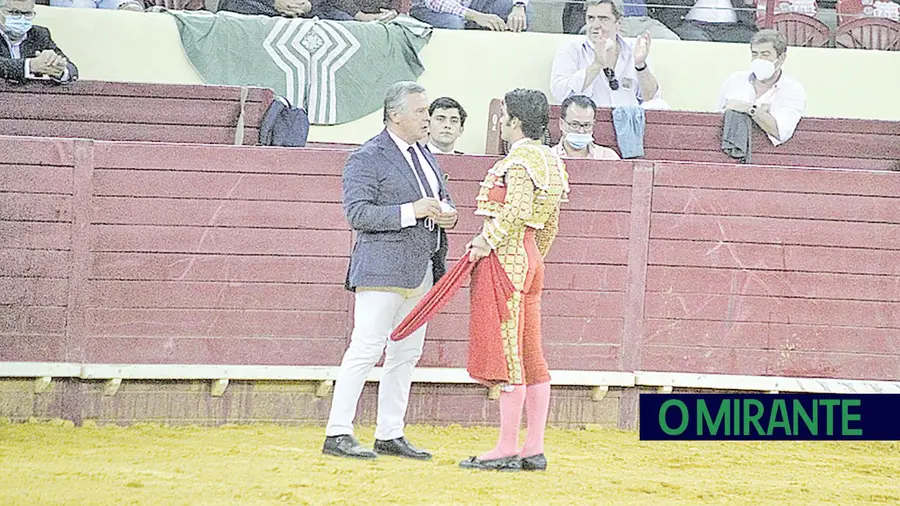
[2, 15, 33, 39]
[565, 132, 593, 150]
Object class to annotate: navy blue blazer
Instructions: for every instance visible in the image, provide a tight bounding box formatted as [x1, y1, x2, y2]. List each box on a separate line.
[343, 129, 454, 291]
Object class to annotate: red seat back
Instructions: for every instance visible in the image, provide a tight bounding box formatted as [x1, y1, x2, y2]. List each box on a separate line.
[834, 16, 900, 49]
[770, 12, 832, 47]
[756, 0, 819, 25]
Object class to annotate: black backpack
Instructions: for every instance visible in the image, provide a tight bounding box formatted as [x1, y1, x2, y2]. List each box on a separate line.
[258, 96, 310, 147]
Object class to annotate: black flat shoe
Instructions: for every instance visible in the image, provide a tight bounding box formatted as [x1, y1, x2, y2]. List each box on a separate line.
[520, 453, 547, 471]
[373, 437, 432, 460]
[458, 455, 522, 471]
[322, 435, 378, 460]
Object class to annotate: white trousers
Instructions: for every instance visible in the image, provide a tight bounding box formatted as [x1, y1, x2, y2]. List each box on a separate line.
[325, 265, 433, 441]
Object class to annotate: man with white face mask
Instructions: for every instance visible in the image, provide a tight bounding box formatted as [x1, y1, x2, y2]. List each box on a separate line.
[717, 29, 806, 146]
[1, 0, 78, 83]
[551, 95, 620, 160]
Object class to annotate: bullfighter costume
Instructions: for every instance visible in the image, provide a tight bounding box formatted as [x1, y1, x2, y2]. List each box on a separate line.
[461, 137, 569, 471]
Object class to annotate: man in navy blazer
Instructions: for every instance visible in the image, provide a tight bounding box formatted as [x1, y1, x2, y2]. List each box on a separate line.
[1, 0, 78, 84]
[324, 82, 458, 460]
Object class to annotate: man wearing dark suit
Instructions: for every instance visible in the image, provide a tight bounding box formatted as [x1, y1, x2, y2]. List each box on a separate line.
[323, 82, 458, 460]
[1, 0, 78, 84]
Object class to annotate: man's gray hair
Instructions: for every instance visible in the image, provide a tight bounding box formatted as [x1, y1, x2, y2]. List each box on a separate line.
[585, 0, 624, 20]
[383, 81, 426, 124]
[751, 29, 788, 57]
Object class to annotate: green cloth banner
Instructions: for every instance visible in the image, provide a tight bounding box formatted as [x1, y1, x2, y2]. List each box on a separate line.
[170, 11, 432, 125]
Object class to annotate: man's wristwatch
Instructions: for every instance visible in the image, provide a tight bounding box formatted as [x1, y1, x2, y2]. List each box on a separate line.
[749, 104, 758, 116]
[513, 1, 525, 8]
[634, 63, 647, 72]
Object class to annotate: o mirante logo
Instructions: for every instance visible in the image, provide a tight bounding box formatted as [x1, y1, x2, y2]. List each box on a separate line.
[640, 394, 899, 441]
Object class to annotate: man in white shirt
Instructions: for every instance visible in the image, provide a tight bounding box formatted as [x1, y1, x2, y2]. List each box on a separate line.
[550, 0, 661, 108]
[427, 97, 466, 154]
[325, 82, 458, 461]
[551, 94, 620, 160]
[718, 29, 806, 146]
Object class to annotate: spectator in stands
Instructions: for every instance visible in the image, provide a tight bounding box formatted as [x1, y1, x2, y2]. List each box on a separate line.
[718, 29, 806, 146]
[50, 0, 144, 11]
[409, 0, 529, 31]
[426, 97, 466, 154]
[654, 0, 757, 43]
[552, 95, 620, 159]
[562, 0, 680, 39]
[550, 0, 661, 108]
[218, 0, 398, 21]
[1, 0, 78, 83]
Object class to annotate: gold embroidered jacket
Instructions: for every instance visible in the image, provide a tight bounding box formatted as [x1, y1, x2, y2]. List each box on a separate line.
[475, 140, 569, 258]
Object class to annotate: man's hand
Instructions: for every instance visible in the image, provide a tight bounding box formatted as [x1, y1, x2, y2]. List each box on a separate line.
[433, 206, 458, 229]
[590, 36, 612, 69]
[725, 99, 752, 114]
[412, 197, 442, 220]
[633, 31, 651, 68]
[468, 11, 507, 31]
[29, 50, 66, 78]
[118, 1, 145, 11]
[507, 4, 526, 32]
[357, 9, 398, 21]
[275, 0, 311, 17]
[466, 234, 492, 262]
[375, 8, 398, 21]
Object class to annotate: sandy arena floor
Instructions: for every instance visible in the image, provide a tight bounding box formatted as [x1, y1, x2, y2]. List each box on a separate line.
[1, 420, 898, 505]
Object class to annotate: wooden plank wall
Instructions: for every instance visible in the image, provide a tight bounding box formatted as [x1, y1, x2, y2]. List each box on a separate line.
[0, 81, 274, 146]
[643, 162, 900, 380]
[0, 138, 74, 362]
[86, 143, 353, 366]
[484, 99, 900, 171]
[1, 136, 898, 381]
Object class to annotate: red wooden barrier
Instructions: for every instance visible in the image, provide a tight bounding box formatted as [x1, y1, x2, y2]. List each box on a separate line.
[1, 136, 899, 382]
[0, 80, 274, 146]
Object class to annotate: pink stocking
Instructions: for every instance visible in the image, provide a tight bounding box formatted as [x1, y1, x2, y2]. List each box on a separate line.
[479, 385, 526, 460]
[520, 381, 550, 457]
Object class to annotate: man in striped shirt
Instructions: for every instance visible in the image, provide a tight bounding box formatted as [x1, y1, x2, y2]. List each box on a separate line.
[409, 0, 531, 31]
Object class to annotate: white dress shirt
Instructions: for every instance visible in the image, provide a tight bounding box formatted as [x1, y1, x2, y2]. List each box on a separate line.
[386, 129, 441, 228]
[426, 141, 456, 155]
[550, 35, 660, 108]
[718, 71, 807, 146]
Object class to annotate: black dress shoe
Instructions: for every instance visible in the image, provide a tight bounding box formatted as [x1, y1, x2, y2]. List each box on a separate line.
[520, 453, 547, 471]
[373, 437, 432, 460]
[322, 435, 378, 459]
[458, 455, 522, 471]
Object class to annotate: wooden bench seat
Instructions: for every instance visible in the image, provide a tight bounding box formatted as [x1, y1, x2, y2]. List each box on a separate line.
[485, 99, 900, 170]
[0, 80, 274, 146]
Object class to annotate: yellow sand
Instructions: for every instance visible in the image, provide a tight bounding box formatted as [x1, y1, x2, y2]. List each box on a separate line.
[1, 420, 898, 505]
